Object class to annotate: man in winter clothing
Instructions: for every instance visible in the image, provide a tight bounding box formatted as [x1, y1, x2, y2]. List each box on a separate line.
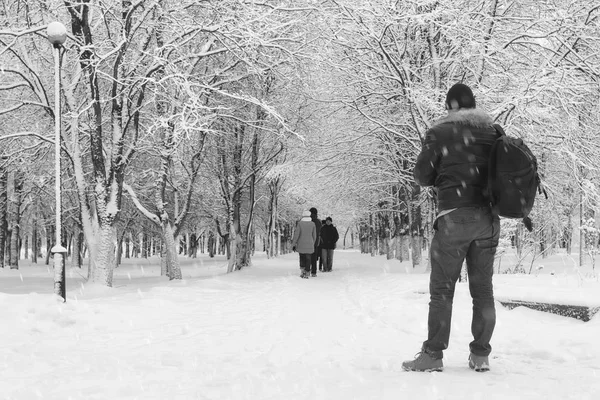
[291, 210, 316, 279]
[402, 83, 500, 373]
[320, 217, 339, 272]
[309, 207, 322, 277]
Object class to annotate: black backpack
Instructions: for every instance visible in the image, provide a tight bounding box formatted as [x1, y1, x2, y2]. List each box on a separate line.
[488, 124, 547, 231]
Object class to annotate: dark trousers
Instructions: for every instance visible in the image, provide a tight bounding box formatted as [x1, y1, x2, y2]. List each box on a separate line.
[311, 250, 319, 274]
[321, 248, 334, 271]
[318, 247, 323, 270]
[299, 253, 312, 272]
[423, 207, 499, 359]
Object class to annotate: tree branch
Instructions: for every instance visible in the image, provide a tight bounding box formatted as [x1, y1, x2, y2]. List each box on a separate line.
[123, 183, 160, 225]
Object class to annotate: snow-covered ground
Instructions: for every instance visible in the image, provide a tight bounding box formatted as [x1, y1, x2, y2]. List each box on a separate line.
[1, 249, 599, 400]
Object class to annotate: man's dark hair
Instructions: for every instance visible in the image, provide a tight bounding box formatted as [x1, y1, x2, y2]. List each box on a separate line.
[445, 83, 476, 110]
[309, 207, 318, 215]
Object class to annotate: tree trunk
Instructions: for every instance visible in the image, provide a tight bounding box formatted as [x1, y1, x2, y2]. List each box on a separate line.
[88, 223, 117, 286]
[276, 222, 282, 256]
[45, 225, 54, 265]
[579, 191, 584, 267]
[181, 232, 187, 255]
[189, 233, 197, 257]
[132, 232, 140, 258]
[208, 232, 215, 258]
[24, 234, 28, 260]
[565, 214, 572, 254]
[369, 215, 376, 256]
[539, 227, 547, 258]
[142, 231, 149, 258]
[160, 240, 168, 276]
[411, 236, 422, 267]
[266, 179, 279, 259]
[125, 233, 130, 259]
[161, 221, 182, 280]
[235, 234, 248, 270]
[424, 197, 436, 272]
[9, 172, 23, 269]
[67, 231, 72, 259]
[116, 228, 126, 266]
[71, 227, 83, 269]
[408, 185, 422, 268]
[0, 167, 6, 268]
[227, 222, 239, 273]
[343, 226, 351, 250]
[515, 224, 523, 259]
[386, 236, 394, 260]
[401, 235, 410, 261]
[395, 236, 402, 262]
[379, 213, 388, 256]
[32, 219, 38, 263]
[232, 124, 248, 271]
[5, 228, 11, 266]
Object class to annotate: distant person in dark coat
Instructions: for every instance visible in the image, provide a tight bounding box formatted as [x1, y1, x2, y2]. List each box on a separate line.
[291, 210, 316, 279]
[309, 207, 322, 277]
[320, 217, 339, 272]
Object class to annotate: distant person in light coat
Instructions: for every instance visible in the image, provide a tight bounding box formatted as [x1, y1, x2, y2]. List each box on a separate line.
[291, 210, 316, 279]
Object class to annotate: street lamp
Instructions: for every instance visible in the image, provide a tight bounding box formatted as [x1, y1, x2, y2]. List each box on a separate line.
[47, 21, 67, 301]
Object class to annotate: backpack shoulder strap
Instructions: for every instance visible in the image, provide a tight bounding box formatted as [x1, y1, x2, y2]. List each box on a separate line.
[492, 123, 505, 138]
[488, 123, 511, 219]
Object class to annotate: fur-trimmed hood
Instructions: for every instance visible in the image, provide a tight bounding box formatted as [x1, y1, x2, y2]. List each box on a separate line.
[432, 108, 493, 129]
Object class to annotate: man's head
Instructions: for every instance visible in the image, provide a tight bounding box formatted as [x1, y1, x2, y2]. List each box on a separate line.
[326, 217, 332, 225]
[445, 83, 476, 111]
[302, 210, 311, 218]
[309, 207, 318, 216]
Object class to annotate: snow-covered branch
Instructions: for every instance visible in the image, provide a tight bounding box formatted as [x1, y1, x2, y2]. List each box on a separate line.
[123, 183, 160, 225]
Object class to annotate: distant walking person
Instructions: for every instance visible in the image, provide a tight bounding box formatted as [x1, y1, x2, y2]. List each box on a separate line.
[309, 207, 322, 277]
[402, 83, 500, 372]
[320, 217, 339, 272]
[291, 210, 316, 279]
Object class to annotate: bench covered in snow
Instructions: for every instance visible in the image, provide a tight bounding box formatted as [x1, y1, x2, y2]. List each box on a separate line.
[498, 300, 600, 322]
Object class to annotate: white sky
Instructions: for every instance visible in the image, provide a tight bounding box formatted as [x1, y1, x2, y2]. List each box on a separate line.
[1, 249, 599, 399]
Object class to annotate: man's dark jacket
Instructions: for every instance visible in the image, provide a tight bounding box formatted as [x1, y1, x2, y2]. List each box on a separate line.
[414, 109, 498, 211]
[311, 216, 322, 250]
[320, 224, 339, 249]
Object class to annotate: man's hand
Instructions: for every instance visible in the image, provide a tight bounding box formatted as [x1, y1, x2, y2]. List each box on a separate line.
[292, 245, 297, 252]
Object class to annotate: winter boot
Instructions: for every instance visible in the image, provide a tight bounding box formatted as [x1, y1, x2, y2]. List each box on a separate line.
[300, 270, 309, 279]
[402, 350, 443, 372]
[468, 353, 490, 372]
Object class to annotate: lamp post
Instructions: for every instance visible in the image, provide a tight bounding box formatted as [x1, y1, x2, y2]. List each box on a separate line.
[47, 21, 68, 301]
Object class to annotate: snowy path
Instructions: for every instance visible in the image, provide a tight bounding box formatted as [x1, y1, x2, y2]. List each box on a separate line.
[0, 251, 599, 399]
